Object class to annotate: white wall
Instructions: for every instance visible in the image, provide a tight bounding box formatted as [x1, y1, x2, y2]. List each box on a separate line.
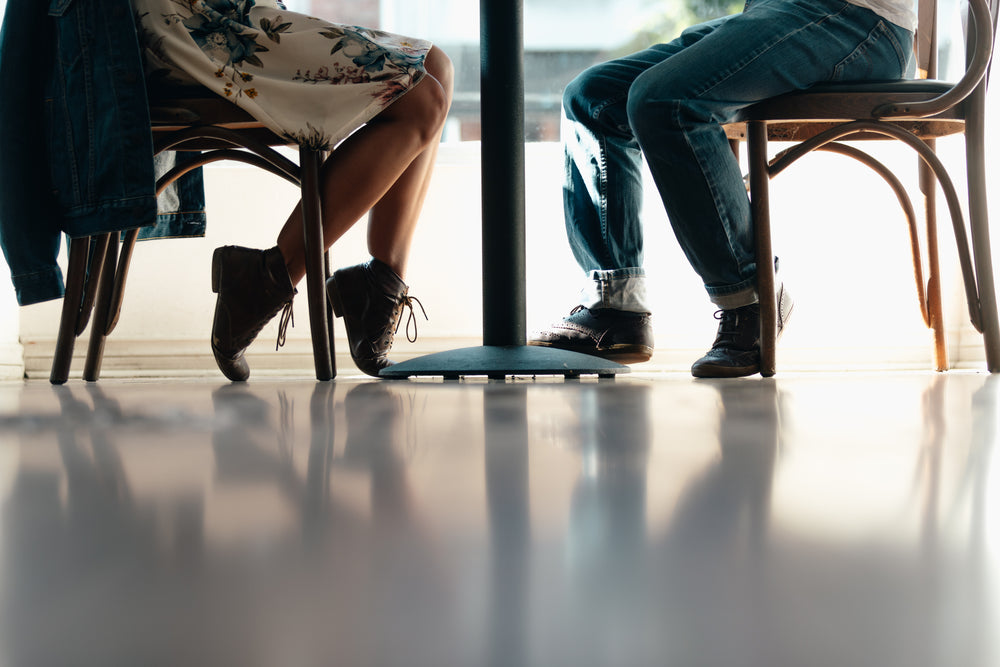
[0, 253, 23, 379]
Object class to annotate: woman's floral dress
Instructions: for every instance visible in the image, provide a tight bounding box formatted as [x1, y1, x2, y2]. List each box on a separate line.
[134, 0, 432, 149]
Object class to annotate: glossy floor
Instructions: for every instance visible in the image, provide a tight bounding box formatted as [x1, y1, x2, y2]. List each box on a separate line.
[0, 371, 997, 666]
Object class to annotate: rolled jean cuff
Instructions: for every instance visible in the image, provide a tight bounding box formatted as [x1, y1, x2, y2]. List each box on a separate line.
[707, 279, 757, 309]
[578, 268, 650, 313]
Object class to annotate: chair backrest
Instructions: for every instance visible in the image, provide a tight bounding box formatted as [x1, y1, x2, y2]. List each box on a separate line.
[915, 0, 1000, 78]
[875, 0, 995, 117]
[915, 0, 937, 79]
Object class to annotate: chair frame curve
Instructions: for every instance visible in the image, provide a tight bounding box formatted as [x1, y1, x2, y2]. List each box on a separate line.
[50, 106, 336, 384]
[731, 0, 998, 375]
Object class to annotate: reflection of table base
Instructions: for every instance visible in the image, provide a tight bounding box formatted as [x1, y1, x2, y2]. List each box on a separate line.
[380, 346, 629, 380]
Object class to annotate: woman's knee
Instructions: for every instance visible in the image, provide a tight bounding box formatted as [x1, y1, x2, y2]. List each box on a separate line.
[424, 46, 454, 100]
[409, 48, 453, 139]
[382, 52, 451, 144]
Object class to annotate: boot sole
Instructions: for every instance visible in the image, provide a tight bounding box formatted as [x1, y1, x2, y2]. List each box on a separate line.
[691, 362, 760, 379]
[528, 340, 653, 364]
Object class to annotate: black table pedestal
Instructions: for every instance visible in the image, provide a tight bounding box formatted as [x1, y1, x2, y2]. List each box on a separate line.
[379, 0, 629, 380]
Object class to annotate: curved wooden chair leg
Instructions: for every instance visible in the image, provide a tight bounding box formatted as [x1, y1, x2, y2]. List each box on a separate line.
[749, 121, 777, 377]
[83, 233, 120, 382]
[75, 236, 111, 336]
[919, 147, 948, 371]
[966, 85, 1000, 371]
[300, 146, 334, 381]
[324, 249, 336, 369]
[50, 237, 92, 384]
[107, 229, 141, 334]
[811, 143, 940, 359]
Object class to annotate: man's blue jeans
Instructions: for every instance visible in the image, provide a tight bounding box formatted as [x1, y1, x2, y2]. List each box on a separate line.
[562, 0, 913, 312]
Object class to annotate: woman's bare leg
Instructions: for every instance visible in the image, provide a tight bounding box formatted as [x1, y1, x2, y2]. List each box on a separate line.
[276, 46, 454, 284]
[366, 44, 454, 279]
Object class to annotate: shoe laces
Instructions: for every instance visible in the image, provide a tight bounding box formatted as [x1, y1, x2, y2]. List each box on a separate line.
[396, 295, 428, 343]
[712, 305, 757, 350]
[275, 300, 295, 350]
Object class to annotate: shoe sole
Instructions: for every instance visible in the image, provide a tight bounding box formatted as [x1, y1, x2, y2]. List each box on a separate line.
[528, 340, 653, 364]
[691, 361, 760, 379]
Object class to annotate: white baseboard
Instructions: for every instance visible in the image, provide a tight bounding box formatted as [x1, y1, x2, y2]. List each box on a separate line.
[19, 334, 987, 380]
[0, 342, 24, 380]
[21, 336, 487, 380]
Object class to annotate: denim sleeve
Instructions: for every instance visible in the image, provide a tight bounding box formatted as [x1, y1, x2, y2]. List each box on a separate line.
[45, 0, 159, 240]
[0, 0, 66, 305]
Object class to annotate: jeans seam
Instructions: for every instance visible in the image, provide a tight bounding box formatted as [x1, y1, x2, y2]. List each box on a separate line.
[591, 94, 628, 269]
[597, 133, 610, 267]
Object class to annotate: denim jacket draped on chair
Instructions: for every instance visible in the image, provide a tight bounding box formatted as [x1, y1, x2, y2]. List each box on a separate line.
[0, 0, 206, 306]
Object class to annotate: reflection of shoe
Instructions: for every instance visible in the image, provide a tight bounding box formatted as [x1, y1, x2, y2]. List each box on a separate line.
[691, 282, 793, 378]
[211, 245, 296, 382]
[528, 306, 654, 363]
[326, 259, 426, 377]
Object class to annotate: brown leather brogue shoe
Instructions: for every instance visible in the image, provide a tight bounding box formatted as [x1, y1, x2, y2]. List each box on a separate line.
[211, 245, 296, 382]
[528, 306, 654, 363]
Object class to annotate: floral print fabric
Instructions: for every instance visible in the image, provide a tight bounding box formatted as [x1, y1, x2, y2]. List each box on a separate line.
[134, 0, 432, 149]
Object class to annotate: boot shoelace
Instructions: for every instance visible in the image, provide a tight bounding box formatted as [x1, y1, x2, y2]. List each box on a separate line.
[396, 295, 428, 343]
[712, 305, 757, 350]
[275, 300, 295, 350]
[713, 308, 745, 348]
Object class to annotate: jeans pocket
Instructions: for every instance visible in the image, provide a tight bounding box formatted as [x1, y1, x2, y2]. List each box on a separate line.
[832, 20, 910, 81]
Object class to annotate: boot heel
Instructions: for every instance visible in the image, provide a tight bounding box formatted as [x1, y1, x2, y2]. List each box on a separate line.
[211, 247, 225, 294]
[326, 278, 344, 318]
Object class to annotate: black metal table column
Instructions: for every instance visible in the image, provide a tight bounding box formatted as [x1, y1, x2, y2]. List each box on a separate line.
[380, 0, 627, 379]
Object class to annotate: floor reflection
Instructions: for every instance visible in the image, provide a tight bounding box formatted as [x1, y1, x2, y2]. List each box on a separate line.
[0, 373, 996, 666]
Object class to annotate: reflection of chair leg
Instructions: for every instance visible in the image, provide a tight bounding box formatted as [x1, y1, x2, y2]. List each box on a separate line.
[304, 381, 336, 532]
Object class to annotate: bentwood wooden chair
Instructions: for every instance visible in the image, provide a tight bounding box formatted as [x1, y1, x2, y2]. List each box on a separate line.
[724, 0, 999, 375]
[49, 91, 336, 383]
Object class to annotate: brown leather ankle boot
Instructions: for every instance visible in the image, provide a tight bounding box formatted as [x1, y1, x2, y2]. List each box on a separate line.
[211, 245, 296, 382]
[326, 258, 425, 377]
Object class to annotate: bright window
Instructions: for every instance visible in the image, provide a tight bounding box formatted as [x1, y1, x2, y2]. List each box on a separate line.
[282, 0, 741, 141]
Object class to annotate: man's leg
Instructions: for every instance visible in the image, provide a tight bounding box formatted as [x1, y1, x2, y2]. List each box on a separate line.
[626, 0, 913, 375]
[530, 19, 730, 362]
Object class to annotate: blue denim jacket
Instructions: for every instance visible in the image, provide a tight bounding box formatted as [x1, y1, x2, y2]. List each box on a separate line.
[0, 0, 206, 306]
